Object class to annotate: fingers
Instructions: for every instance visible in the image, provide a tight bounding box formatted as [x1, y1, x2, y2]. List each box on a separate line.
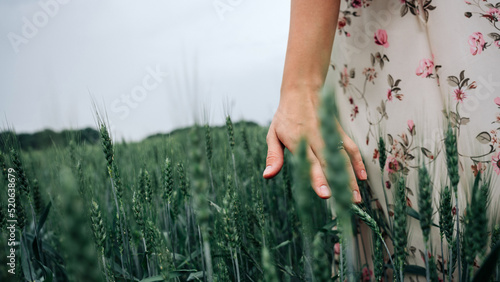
[263, 129, 285, 179]
[308, 147, 331, 199]
[343, 139, 368, 181]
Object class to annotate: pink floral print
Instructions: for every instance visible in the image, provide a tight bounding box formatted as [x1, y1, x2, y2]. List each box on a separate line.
[485, 8, 500, 22]
[495, 97, 500, 106]
[416, 58, 434, 77]
[468, 32, 485, 55]
[374, 29, 389, 48]
[492, 151, 500, 175]
[453, 88, 467, 102]
[408, 120, 415, 135]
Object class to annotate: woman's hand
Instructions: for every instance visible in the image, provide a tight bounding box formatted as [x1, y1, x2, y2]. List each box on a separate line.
[264, 0, 365, 201]
[262, 90, 366, 203]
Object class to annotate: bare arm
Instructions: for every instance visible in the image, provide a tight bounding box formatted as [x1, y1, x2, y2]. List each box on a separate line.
[263, 0, 366, 202]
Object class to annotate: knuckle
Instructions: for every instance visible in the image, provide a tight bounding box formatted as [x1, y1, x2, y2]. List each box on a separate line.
[352, 159, 365, 168]
[349, 145, 360, 155]
[311, 176, 327, 187]
[350, 178, 359, 190]
[266, 134, 272, 144]
[266, 151, 281, 164]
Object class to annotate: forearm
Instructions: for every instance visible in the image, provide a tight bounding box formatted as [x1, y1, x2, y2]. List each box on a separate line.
[280, 0, 340, 105]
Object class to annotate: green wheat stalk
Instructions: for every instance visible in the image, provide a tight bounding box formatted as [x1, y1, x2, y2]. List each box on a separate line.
[393, 176, 407, 282]
[418, 164, 433, 282]
[439, 185, 454, 282]
[292, 139, 314, 280]
[464, 175, 489, 280]
[351, 204, 395, 272]
[319, 89, 354, 281]
[189, 126, 213, 282]
[444, 123, 461, 280]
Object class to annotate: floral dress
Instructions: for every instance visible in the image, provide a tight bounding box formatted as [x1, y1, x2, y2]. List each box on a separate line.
[326, 0, 500, 279]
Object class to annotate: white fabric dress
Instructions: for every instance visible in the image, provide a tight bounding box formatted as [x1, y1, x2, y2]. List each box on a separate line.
[325, 0, 500, 278]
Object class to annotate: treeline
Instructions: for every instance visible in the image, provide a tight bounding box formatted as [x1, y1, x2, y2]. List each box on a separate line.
[0, 120, 261, 151]
[0, 128, 100, 151]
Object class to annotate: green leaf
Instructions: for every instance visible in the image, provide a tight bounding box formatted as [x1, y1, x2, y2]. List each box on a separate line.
[404, 265, 427, 276]
[32, 237, 41, 261]
[472, 243, 500, 282]
[34, 259, 54, 282]
[187, 271, 204, 281]
[321, 218, 337, 231]
[36, 201, 52, 235]
[272, 240, 291, 250]
[177, 249, 201, 268]
[406, 207, 439, 227]
[21, 236, 37, 281]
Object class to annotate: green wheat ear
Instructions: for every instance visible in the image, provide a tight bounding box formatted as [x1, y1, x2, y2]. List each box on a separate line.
[204, 124, 213, 163]
[162, 158, 174, 204]
[439, 186, 454, 245]
[177, 162, 189, 199]
[222, 175, 239, 250]
[99, 124, 114, 169]
[225, 116, 235, 150]
[90, 199, 106, 254]
[444, 124, 459, 191]
[378, 137, 387, 172]
[0, 151, 8, 182]
[464, 175, 489, 278]
[393, 175, 407, 282]
[418, 163, 433, 282]
[32, 178, 44, 216]
[11, 148, 30, 197]
[418, 164, 433, 244]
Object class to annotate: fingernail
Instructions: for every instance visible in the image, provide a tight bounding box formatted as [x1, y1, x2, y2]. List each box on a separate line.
[353, 190, 362, 202]
[319, 185, 331, 198]
[360, 169, 367, 180]
[263, 166, 272, 176]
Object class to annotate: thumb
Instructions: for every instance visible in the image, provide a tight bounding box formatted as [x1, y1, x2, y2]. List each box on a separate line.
[263, 130, 284, 179]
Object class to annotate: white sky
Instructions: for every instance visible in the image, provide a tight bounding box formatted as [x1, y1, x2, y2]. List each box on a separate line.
[0, 0, 290, 141]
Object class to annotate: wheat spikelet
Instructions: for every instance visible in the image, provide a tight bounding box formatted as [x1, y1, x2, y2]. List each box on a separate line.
[204, 124, 213, 163]
[225, 116, 235, 150]
[11, 148, 30, 196]
[0, 151, 8, 182]
[439, 186, 453, 245]
[32, 178, 44, 216]
[90, 199, 107, 254]
[162, 158, 174, 204]
[418, 164, 433, 244]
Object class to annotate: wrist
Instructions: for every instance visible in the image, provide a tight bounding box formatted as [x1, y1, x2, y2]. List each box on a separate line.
[279, 86, 321, 112]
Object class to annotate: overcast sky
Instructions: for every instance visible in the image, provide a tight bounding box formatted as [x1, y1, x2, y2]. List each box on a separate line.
[0, 0, 290, 141]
